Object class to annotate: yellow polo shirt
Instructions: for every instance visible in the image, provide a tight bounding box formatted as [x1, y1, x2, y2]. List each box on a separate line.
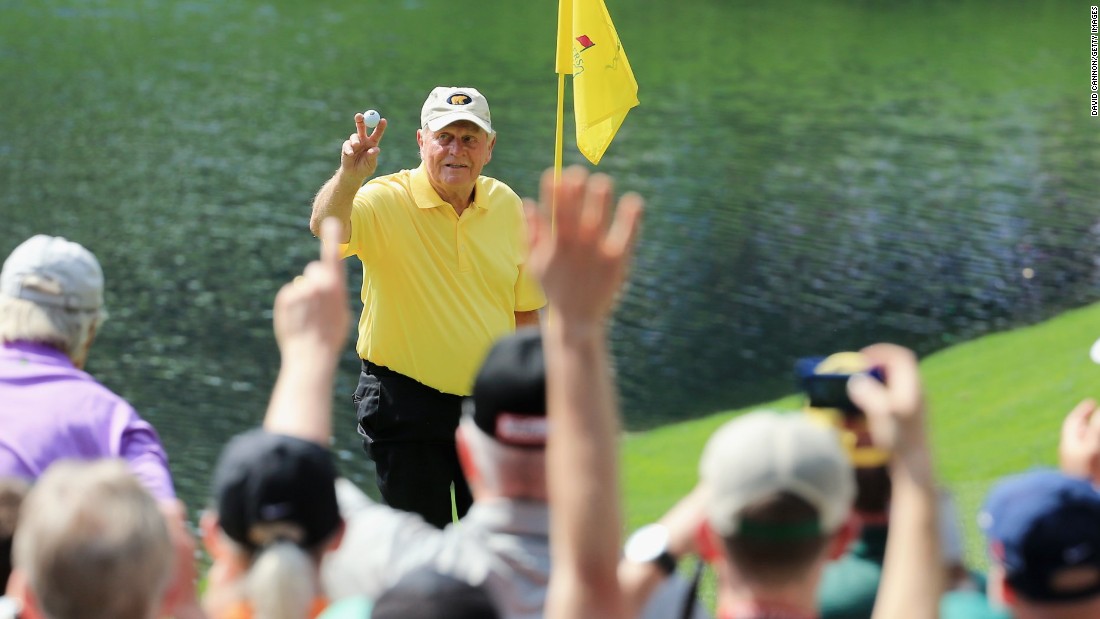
[341, 164, 546, 396]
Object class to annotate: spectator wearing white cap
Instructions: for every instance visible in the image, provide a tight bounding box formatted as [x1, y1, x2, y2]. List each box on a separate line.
[308, 87, 546, 528]
[616, 346, 943, 619]
[0, 235, 175, 501]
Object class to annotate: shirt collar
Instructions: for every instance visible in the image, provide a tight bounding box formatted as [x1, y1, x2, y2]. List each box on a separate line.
[0, 341, 75, 368]
[463, 499, 549, 536]
[410, 164, 485, 212]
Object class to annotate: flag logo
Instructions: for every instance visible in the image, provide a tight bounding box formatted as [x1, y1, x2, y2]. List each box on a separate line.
[447, 93, 472, 105]
[576, 34, 595, 50]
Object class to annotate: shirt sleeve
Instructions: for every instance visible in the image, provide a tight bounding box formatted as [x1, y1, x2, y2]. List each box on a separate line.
[512, 201, 547, 312]
[514, 263, 546, 312]
[111, 403, 176, 500]
[343, 183, 386, 262]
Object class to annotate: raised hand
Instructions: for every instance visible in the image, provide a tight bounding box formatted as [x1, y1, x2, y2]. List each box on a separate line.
[340, 112, 388, 181]
[265, 218, 350, 444]
[273, 217, 350, 361]
[1059, 398, 1100, 481]
[524, 166, 643, 333]
[846, 343, 928, 455]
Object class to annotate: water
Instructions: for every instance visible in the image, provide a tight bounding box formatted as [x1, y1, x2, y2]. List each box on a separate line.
[2, 0, 1097, 511]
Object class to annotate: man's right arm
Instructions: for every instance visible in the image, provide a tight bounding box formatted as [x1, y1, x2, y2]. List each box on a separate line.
[309, 170, 367, 243]
[308, 113, 388, 243]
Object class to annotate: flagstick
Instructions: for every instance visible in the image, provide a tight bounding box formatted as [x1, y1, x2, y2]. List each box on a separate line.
[553, 70, 566, 231]
[547, 70, 567, 331]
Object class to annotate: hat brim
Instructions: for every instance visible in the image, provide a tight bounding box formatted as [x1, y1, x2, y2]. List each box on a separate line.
[425, 111, 493, 134]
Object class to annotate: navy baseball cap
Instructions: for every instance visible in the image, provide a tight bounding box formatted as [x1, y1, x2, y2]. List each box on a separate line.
[979, 469, 1100, 602]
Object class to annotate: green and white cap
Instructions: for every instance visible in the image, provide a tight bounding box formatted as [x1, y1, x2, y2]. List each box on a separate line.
[700, 411, 855, 539]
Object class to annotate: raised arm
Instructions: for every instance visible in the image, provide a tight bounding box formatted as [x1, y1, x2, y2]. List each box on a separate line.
[264, 218, 351, 444]
[309, 114, 387, 242]
[849, 344, 942, 619]
[526, 166, 643, 619]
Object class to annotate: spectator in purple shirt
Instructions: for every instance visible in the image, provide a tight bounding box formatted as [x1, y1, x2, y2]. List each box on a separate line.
[0, 235, 175, 500]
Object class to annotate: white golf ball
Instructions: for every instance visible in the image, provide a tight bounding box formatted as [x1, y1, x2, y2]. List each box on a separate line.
[363, 109, 380, 129]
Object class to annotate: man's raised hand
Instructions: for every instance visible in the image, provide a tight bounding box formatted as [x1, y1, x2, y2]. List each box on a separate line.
[341, 112, 387, 181]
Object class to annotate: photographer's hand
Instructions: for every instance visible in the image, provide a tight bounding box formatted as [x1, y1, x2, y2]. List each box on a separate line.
[1059, 398, 1100, 482]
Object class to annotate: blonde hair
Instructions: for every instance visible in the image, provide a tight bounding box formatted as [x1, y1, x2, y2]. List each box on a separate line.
[13, 460, 171, 619]
[218, 522, 322, 619]
[0, 296, 106, 361]
[244, 541, 316, 619]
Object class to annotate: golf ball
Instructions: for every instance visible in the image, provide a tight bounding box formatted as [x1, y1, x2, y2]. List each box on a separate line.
[363, 109, 380, 129]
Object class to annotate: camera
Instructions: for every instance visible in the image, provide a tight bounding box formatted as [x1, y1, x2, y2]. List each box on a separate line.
[794, 355, 885, 418]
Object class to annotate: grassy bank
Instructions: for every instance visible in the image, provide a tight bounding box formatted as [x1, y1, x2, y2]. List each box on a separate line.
[622, 300, 1100, 566]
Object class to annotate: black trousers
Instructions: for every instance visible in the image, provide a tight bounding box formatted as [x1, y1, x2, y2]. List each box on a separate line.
[353, 360, 473, 528]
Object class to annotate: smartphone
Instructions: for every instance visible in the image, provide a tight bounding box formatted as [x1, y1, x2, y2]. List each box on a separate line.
[795, 356, 885, 417]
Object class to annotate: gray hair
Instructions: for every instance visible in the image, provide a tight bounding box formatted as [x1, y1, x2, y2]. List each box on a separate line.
[13, 460, 172, 619]
[0, 296, 107, 361]
[459, 416, 546, 501]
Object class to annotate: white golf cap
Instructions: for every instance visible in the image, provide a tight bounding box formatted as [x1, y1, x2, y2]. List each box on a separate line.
[1091, 337, 1100, 364]
[700, 410, 855, 538]
[0, 235, 104, 312]
[421, 86, 493, 134]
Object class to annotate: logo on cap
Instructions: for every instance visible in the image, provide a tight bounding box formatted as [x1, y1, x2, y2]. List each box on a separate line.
[447, 93, 472, 106]
[495, 413, 548, 446]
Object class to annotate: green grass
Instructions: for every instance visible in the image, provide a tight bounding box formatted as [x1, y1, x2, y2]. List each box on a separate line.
[622, 300, 1100, 568]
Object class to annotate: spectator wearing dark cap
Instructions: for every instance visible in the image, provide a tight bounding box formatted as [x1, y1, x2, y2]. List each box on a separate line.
[0, 235, 174, 500]
[322, 328, 552, 619]
[324, 326, 708, 619]
[979, 469, 1100, 618]
[200, 430, 345, 619]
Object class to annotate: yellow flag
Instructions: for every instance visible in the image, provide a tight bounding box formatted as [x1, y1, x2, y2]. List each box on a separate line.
[555, 0, 639, 164]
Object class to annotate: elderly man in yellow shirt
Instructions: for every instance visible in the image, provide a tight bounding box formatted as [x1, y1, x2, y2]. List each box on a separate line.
[309, 86, 545, 528]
